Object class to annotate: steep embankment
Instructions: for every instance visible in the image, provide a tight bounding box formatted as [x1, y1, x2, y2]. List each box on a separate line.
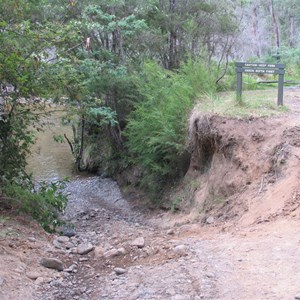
[175, 93, 300, 228]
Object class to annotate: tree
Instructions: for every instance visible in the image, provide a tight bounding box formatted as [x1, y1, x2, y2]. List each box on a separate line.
[0, 0, 48, 185]
[0, 0, 69, 231]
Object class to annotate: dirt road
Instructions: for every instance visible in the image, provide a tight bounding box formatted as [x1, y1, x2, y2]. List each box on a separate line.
[31, 176, 300, 300]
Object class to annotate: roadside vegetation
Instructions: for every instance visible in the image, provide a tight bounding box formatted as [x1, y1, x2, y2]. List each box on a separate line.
[1, 0, 300, 224]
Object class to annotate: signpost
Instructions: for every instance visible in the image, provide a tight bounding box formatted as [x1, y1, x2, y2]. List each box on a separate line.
[235, 62, 285, 105]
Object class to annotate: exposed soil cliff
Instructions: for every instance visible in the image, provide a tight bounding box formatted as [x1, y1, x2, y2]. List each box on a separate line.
[178, 95, 300, 228]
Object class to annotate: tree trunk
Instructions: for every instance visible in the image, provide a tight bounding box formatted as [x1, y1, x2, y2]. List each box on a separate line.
[252, 6, 262, 58]
[168, 0, 178, 69]
[269, 0, 280, 62]
[75, 115, 86, 172]
[289, 14, 295, 47]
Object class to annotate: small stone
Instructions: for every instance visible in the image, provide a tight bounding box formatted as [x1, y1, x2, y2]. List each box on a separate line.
[104, 249, 120, 258]
[166, 288, 176, 296]
[116, 247, 127, 255]
[53, 240, 62, 249]
[79, 257, 89, 262]
[28, 237, 36, 242]
[26, 272, 41, 280]
[206, 216, 214, 224]
[77, 243, 94, 255]
[35, 277, 44, 285]
[64, 264, 76, 273]
[94, 246, 105, 258]
[172, 295, 187, 300]
[62, 226, 76, 238]
[172, 245, 188, 256]
[206, 273, 215, 278]
[71, 248, 78, 254]
[40, 258, 64, 271]
[57, 236, 70, 243]
[65, 242, 74, 249]
[0, 276, 4, 286]
[114, 268, 127, 275]
[131, 237, 145, 248]
[167, 229, 175, 235]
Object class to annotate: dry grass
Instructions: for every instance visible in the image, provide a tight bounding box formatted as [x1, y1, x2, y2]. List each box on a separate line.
[198, 89, 288, 118]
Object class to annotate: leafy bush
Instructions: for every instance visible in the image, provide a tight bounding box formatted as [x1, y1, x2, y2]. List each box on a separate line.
[125, 60, 216, 198]
[1, 181, 68, 232]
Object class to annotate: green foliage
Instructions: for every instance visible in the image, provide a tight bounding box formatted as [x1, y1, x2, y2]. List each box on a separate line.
[87, 107, 118, 127]
[1, 181, 68, 232]
[264, 45, 300, 81]
[125, 59, 215, 197]
[0, 0, 254, 209]
[0, 105, 37, 185]
[180, 58, 217, 97]
[0, 0, 71, 231]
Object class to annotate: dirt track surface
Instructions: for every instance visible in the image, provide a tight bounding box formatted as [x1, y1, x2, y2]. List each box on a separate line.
[31, 181, 300, 300]
[1, 89, 300, 300]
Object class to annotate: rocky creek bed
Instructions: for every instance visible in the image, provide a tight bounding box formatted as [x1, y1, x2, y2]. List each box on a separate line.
[30, 176, 300, 300]
[33, 177, 221, 300]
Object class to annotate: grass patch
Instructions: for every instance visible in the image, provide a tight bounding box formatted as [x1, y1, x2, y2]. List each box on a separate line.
[200, 89, 289, 117]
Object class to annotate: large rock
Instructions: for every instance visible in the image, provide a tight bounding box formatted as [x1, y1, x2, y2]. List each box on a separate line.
[40, 258, 64, 271]
[131, 237, 145, 248]
[77, 243, 94, 255]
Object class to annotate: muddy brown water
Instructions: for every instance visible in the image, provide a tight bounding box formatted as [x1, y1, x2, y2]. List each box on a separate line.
[26, 110, 75, 182]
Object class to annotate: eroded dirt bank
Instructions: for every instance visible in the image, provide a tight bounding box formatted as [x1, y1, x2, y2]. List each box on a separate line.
[1, 92, 300, 300]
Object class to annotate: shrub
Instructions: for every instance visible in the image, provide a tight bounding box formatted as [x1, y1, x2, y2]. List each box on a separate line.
[125, 59, 216, 198]
[1, 181, 68, 232]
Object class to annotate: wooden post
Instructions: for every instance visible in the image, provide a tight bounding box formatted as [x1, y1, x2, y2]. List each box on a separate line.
[277, 72, 284, 105]
[237, 71, 242, 101]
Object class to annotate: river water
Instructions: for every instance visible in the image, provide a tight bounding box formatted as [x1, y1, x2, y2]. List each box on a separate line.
[26, 110, 75, 182]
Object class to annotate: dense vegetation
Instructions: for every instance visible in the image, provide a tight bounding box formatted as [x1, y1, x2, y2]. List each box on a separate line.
[1, 0, 300, 217]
